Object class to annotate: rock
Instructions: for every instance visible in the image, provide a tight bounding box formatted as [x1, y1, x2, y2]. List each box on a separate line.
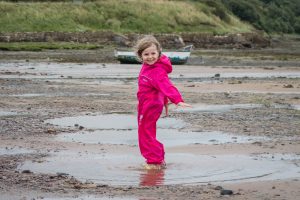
[85, 180, 94, 184]
[214, 186, 223, 190]
[56, 172, 69, 177]
[221, 189, 233, 195]
[97, 184, 108, 188]
[82, 183, 97, 189]
[228, 79, 242, 84]
[252, 141, 262, 146]
[73, 184, 82, 189]
[113, 34, 130, 47]
[21, 170, 32, 174]
[46, 129, 56, 134]
[283, 84, 293, 88]
[224, 92, 231, 98]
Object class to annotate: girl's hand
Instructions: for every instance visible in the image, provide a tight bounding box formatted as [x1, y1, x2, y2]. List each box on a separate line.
[164, 103, 169, 117]
[177, 102, 192, 108]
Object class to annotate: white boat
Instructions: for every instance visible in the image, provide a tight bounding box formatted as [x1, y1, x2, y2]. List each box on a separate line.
[114, 45, 193, 64]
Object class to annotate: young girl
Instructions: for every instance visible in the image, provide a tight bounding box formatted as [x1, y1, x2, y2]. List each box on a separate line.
[135, 35, 191, 169]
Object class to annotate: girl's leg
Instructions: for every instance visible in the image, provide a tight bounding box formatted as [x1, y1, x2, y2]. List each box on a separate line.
[138, 105, 164, 164]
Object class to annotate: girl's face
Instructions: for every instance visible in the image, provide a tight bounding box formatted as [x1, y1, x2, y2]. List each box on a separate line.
[141, 44, 160, 65]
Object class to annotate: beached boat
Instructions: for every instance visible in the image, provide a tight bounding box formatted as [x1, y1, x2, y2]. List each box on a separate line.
[114, 45, 193, 65]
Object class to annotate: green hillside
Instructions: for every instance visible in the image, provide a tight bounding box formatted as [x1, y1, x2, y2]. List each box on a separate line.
[0, 0, 299, 34]
[219, 0, 300, 34]
[0, 0, 252, 34]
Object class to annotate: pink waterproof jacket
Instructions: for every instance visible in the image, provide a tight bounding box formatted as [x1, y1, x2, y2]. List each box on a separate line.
[137, 54, 183, 107]
[137, 54, 183, 164]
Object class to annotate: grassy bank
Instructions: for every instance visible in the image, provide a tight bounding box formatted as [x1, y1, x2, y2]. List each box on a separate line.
[0, 0, 253, 34]
[0, 42, 103, 51]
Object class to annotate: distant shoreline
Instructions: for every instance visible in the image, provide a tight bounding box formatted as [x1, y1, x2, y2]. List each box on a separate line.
[0, 31, 270, 49]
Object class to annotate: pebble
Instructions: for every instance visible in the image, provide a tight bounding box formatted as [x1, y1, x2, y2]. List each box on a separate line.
[220, 189, 233, 195]
[56, 172, 69, 177]
[46, 129, 56, 134]
[21, 170, 32, 174]
[283, 84, 293, 88]
[214, 73, 220, 78]
[214, 186, 223, 190]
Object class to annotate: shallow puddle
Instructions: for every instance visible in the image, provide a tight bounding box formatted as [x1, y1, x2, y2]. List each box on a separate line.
[251, 153, 300, 161]
[173, 104, 262, 113]
[1, 62, 300, 79]
[56, 130, 266, 146]
[19, 151, 300, 186]
[0, 111, 18, 116]
[0, 147, 34, 155]
[19, 112, 300, 186]
[294, 105, 300, 110]
[274, 104, 300, 111]
[5, 93, 110, 98]
[0, 194, 138, 200]
[9, 93, 45, 97]
[42, 197, 138, 200]
[45, 114, 185, 130]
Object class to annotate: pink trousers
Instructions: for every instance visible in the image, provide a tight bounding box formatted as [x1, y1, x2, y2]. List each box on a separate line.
[138, 103, 164, 164]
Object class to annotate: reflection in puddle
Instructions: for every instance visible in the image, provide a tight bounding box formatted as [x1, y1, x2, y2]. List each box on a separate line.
[56, 130, 266, 146]
[140, 169, 165, 186]
[46, 114, 185, 130]
[174, 104, 262, 113]
[0, 147, 34, 155]
[19, 151, 300, 186]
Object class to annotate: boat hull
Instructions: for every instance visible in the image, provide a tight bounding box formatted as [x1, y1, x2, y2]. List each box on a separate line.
[117, 55, 189, 65]
[115, 46, 192, 65]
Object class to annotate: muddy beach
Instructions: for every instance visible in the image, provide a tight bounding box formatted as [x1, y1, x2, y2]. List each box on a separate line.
[0, 42, 300, 200]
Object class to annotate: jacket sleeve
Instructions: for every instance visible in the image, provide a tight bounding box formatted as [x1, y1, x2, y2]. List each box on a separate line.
[152, 71, 184, 104]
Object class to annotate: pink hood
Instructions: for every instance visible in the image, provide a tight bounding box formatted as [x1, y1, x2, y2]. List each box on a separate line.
[137, 54, 183, 105]
[150, 54, 172, 74]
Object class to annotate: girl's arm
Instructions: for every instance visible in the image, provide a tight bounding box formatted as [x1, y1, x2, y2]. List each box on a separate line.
[158, 75, 192, 116]
[152, 71, 188, 105]
[164, 96, 169, 116]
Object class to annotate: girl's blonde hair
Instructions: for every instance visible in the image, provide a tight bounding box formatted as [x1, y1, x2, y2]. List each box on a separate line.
[134, 35, 162, 61]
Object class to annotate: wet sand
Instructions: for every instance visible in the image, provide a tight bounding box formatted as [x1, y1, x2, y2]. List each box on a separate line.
[0, 48, 300, 199]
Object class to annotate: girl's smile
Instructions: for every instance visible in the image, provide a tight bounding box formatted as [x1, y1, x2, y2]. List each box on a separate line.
[141, 44, 160, 65]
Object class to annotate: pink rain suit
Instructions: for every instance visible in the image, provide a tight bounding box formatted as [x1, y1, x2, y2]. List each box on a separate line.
[137, 55, 183, 164]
